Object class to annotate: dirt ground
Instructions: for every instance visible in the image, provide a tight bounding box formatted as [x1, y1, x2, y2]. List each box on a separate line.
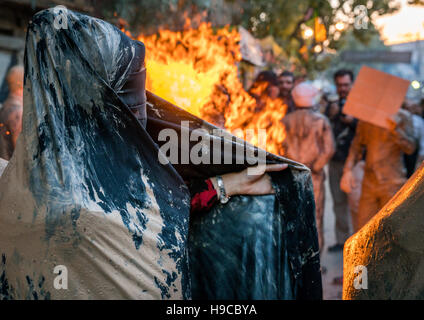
[321, 165, 352, 300]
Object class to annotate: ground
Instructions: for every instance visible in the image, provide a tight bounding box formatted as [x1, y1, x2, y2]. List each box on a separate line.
[321, 165, 347, 300]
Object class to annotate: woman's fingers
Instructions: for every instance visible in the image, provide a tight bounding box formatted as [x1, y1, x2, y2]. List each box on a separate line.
[222, 164, 285, 195]
[244, 174, 275, 195]
[262, 174, 275, 194]
[256, 174, 275, 194]
[246, 163, 288, 177]
[264, 163, 288, 172]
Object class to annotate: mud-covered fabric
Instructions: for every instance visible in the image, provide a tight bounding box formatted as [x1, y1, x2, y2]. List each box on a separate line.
[0, 8, 191, 300]
[189, 172, 320, 300]
[343, 163, 424, 299]
[0, 8, 322, 300]
[146, 93, 322, 300]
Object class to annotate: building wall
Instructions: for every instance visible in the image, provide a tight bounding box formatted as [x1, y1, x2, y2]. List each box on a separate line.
[389, 40, 424, 100]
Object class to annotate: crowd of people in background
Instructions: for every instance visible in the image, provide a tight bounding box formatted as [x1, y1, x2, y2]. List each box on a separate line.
[247, 68, 423, 280]
[1, 63, 423, 279]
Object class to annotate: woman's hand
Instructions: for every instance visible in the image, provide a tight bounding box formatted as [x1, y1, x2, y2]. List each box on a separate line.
[210, 163, 288, 197]
[340, 169, 356, 193]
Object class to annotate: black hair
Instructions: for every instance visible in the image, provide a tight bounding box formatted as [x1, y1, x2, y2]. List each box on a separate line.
[254, 71, 279, 87]
[334, 69, 354, 82]
[278, 71, 295, 81]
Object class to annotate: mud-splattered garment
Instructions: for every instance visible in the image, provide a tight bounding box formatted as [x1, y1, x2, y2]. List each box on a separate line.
[0, 9, 191, 300]
[282, 108, 335, 249]
[0, 8, 323, 301]
[344, 109, 417, 231]
[0, 94, 23, 160]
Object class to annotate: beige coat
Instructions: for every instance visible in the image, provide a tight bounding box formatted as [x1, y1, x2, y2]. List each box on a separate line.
[282, 108, 335, 249]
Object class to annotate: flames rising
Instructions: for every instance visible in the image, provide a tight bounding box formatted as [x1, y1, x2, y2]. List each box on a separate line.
[130, 22, 287, 155]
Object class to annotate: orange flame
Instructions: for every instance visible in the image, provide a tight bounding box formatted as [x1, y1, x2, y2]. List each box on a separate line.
[130, 22, 287, 155]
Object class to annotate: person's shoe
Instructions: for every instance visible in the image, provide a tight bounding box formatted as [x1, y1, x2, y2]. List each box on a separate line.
[332, 276, 343, 285]
[328, 243, 344, 252]
[321, 266, 327, 275]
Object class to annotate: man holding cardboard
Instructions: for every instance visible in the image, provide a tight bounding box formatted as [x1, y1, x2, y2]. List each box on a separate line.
[340, 67, 416, 232]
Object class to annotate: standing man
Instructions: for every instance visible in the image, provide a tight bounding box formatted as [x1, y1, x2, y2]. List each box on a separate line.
[249, 71, 281, 111]
[402, 99, 423, 177]
[278, 71, 296, 114]
[325, 69, 356, 252]
[0, 65, 24, 160]
[282, 82, 335, 251]
[341, 108, 416, 232]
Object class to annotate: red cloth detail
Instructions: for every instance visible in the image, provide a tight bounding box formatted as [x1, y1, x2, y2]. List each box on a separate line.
[190, 179, 218, 214]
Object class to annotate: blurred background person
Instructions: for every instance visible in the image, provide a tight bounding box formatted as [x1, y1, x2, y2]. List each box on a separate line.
[318, 89, 338, 114]
[402, 99, 424, 177]
[341, 108, 416, 232]
[0, 65, 24, 160]
[325, 69, 356, 253]
[278, 71, 295, 114]
[282, 82, 335, 251]
[248, 70, 280, 112]
[416, 100, 424, 170]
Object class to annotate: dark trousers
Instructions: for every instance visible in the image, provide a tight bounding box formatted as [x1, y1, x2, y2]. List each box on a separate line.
[329, 160, 351, 244]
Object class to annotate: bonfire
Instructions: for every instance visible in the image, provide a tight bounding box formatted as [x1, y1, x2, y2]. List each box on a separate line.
[124, 21, 287, 156]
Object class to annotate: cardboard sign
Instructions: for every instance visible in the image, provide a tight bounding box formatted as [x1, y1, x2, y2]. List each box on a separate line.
[342, 66, 410, 129]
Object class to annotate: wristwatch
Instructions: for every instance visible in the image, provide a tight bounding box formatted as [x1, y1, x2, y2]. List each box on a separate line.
[216, 175, 230, 204]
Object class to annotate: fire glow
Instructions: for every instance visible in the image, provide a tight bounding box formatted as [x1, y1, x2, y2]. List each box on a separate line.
[129, 21, 287, 156]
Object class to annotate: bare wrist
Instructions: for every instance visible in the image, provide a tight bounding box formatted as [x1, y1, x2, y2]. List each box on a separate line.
[221, 173, 238, 197]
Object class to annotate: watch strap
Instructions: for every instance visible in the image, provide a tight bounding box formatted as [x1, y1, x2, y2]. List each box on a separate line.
[216, 175, 230, 204]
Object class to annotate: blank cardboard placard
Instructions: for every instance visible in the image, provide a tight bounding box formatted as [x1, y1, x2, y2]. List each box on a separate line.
[342, 66, 410, 129]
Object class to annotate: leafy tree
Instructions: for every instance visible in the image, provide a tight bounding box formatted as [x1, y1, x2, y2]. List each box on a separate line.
[97, 0, 226, 35]
[232, 0, 402, 75]
[408, 0, 424, 5]
[97, 0, 407, 74]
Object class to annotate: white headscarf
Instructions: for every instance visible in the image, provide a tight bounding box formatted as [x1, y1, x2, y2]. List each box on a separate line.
[292, 83, 319, 108]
